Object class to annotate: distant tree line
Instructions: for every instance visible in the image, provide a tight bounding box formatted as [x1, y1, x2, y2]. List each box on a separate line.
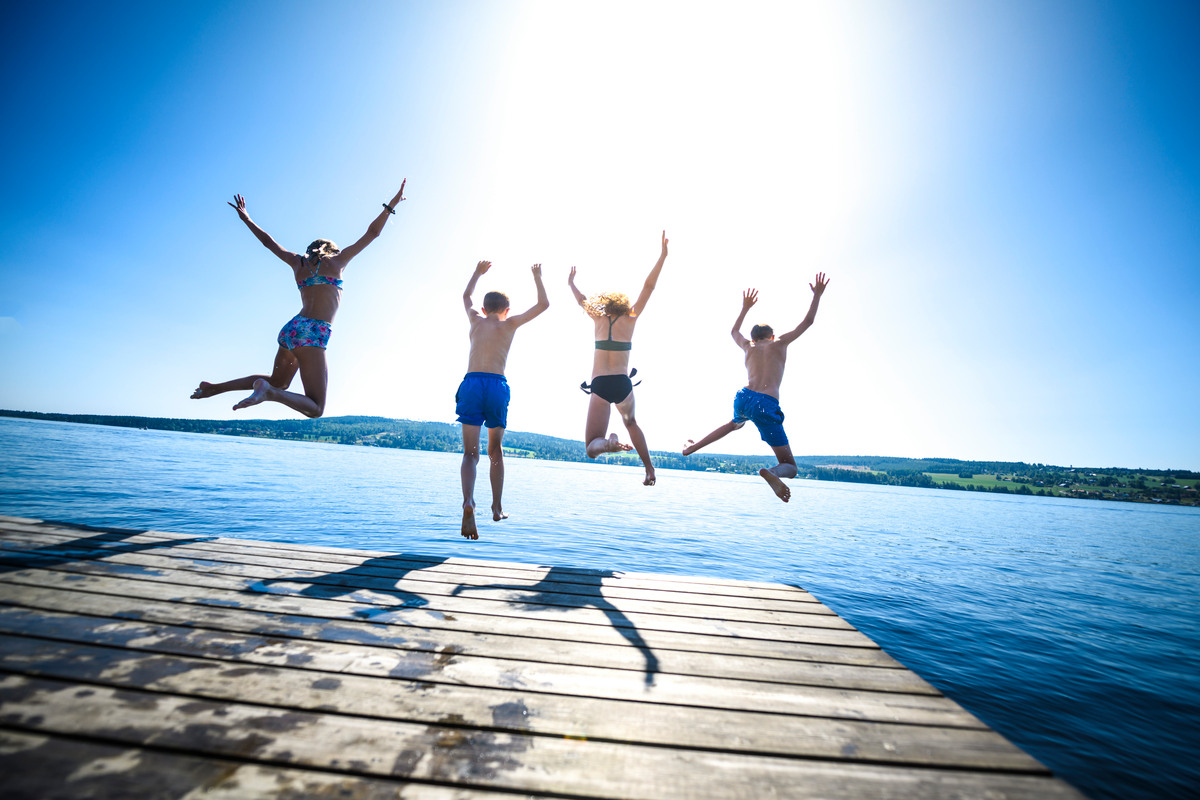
[3, 409, 1195, 501]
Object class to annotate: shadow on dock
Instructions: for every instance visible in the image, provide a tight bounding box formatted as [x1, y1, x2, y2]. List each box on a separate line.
[0, 521, 215, 575]
[452, 567, 660, 686]
[249, 556, 451, 618]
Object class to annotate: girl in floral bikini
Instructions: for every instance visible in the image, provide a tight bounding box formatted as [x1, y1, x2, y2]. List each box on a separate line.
[190, 183, 406, 417]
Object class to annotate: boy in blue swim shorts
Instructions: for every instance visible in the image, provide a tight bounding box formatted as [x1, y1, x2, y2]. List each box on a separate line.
[682, 274, 829, 502]
[457, 260, 549, 539]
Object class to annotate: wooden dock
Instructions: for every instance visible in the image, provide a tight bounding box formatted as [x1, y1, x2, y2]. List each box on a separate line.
[0, 515, 1085, 799]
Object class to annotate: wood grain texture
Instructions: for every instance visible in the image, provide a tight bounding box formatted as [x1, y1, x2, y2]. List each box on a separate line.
[0, 516, 1087, 799]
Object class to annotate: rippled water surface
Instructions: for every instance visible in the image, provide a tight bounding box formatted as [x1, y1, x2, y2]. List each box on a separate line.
[2, 417, 1198, 799]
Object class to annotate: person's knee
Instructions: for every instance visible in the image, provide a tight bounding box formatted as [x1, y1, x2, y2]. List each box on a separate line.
[305, 404, 325, 419]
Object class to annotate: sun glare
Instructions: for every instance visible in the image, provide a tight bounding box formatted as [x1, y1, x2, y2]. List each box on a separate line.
[471, 2, 869, 269]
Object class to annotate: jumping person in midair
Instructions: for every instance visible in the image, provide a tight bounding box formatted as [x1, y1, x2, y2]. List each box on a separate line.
[682, 274, 829, 502]
[190, 183, 407, 417]
[456, 260, 549, 539]
[568, 231, 669, 487]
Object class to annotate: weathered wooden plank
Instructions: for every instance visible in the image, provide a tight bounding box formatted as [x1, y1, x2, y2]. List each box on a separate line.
[0, 632, 1036, 768]
[0, 538, 836, 628]
[0, 729, 558, 800]
[0, 567, 883, 666]
[0, 675, 1086, 799]
[0, 585, 913, 688]
[0, 523, 817, 607]
[0, 549, 863, 643]
[0, 618, 967, 726]
[0, 518, 806, 598]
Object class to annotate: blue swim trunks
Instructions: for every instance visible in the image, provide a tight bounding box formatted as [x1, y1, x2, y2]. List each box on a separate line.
[455, 372, 510, 429]
[733, 387, 788, 447]
[277, 315, 332, 350]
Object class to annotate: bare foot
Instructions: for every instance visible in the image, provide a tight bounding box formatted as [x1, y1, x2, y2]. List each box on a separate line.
[190, 381, 216, 399]
[232, 379, 271, 411]
[492, 507, 509, 522]
[461, 502, 478, 540]
[586, 433, 634, 458]
[682, 439, 697, 456]
[605, 433, 633, 453]
[644, 469, 656, 487]
[759, 468, 791, 502]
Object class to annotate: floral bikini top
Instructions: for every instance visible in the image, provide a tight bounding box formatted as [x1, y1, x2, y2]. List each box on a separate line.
[296, 256, 344, 290]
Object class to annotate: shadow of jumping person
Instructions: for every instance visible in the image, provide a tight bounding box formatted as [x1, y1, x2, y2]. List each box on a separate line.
[452, 566, 660, 686]
[250, 555, 451, 620]
[0, 521, 216, 575]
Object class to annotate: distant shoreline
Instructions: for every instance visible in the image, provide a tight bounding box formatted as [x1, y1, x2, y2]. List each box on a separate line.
[3, 409, 1196, 507]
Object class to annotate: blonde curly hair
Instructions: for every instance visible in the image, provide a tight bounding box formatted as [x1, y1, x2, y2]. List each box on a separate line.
[584, 291, 631, 319]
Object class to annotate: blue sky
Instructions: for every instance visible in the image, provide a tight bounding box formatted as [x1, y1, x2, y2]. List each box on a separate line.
[2, 0, 1197, 470]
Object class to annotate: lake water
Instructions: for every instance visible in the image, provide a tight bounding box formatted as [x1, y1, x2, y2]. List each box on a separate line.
[1, 416, 1198, 799]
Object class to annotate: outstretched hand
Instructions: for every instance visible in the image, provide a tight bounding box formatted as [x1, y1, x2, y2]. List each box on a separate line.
[475, 260, 492, 275]
[810, 272, 829, 296]
[742, 288, 758, 311]
[568, 266, 578, 285]
[228, 194, 249, 221]
[383, 180, 406, 212]
[661, 230, 669, 257]
[531, 263, 542, 278]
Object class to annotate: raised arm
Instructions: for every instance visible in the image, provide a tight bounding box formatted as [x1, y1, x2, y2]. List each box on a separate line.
[508, 264, 550, 326]
[229, 194, 297, 267]
[631, 230, 668, 317]
[337, 181, 407, 262]
[778, 272, 829, 344]
[463, 260, 490, 318]
[567, 266, 588, 310]
[731, 288, 757, 350]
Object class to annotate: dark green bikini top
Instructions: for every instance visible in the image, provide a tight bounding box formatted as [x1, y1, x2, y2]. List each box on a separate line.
[596, 316, 632, 351]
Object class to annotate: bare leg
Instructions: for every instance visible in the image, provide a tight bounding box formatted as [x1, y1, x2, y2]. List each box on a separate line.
[193, 347, 298, 399]
[682, 421, 745, 455]
[584, 394, 631, 457]
[759, 444, 798, 502]
[460, 425, 481, 540]
[233, 346, 327, 418]
[487, 425, 508, 521]
[616, 392, 655, 486]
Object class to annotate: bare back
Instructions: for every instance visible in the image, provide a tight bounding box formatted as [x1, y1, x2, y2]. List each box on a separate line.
[589, 313, 638, 378]
[742, 339, 789, 399]
[290, 255, 346, 323]
[467, 315, 520, 375]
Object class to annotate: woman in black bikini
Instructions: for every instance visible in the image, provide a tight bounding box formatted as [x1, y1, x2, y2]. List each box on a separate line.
[567, 231, 668, 486]
[190, 183, 406, 417]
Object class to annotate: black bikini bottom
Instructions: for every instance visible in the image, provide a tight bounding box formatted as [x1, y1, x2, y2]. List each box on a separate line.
[580, 369, 640, 404]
